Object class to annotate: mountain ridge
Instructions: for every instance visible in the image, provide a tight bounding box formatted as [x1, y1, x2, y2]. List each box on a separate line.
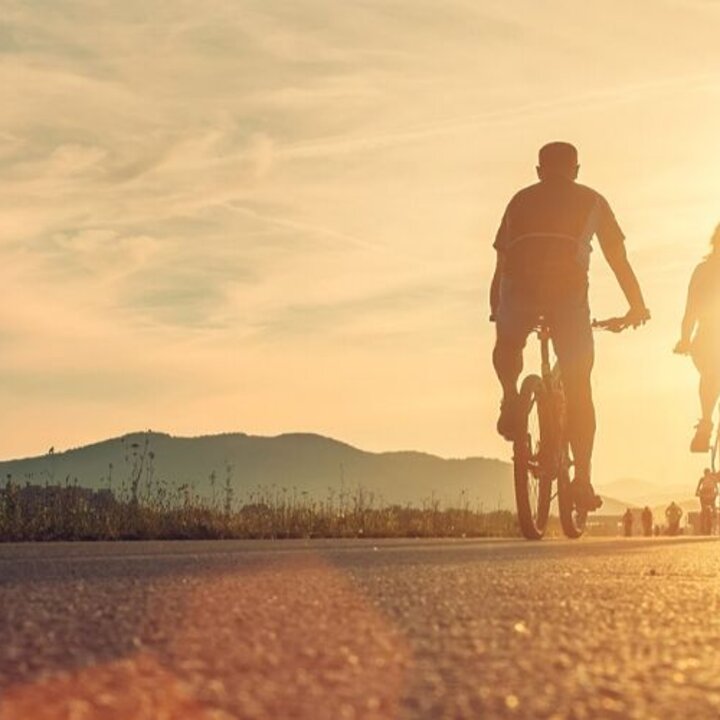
[0, 431, 514, 509]
[1, 430, 652, 514]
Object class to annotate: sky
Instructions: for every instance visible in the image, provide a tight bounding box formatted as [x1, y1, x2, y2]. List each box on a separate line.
[2, 0, 720, 489]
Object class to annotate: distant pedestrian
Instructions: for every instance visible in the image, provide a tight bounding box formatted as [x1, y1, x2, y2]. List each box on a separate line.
[622, 508, 633, 537]
[641, 506, 653, 537]
[665, 501, 683, 536]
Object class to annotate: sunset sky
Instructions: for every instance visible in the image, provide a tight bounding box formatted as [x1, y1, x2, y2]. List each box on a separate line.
[2, 0, 720, 489]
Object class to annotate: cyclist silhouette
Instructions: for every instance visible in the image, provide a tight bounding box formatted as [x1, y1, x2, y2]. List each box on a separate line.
[665, 501, 683, 535]
[695, 468, 718, 533]
[674, 225, 720, 452]
[490, 142, 649, 511]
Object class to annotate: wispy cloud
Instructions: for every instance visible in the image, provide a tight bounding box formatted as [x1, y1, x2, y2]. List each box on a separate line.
[2, 0, 720, 476]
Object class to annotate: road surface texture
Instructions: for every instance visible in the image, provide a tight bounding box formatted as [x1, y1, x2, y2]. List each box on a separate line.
[2, 537, 720, 720]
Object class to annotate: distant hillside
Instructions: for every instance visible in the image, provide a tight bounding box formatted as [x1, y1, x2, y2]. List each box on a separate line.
[596, 477, 693, 508]
[595, 495, 632, 516]
[0, 431, 515, 509]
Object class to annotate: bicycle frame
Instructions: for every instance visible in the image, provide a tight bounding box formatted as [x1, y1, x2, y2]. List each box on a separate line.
[535, 323, 566, 489]
[538, 324, 553, 381]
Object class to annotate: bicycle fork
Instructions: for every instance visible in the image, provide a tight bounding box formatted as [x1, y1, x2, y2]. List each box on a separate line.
[538, 325, 569, 492]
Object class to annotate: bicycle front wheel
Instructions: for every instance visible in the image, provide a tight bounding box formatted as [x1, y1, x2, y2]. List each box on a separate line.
[513, 375, 552, 540]
[557, 447, 586, 539]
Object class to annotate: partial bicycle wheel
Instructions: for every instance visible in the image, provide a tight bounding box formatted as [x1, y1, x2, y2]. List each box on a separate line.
[557, 445, 586, 539]
[513, 374, 553, 540]
[552, 380, 587, 539]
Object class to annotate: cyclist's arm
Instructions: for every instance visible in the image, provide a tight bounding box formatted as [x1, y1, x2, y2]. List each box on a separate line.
[490, 252, 504, 321]
[600, 241, 648, 318]
[678, 267, 702, 346]
[490, 204, 512, 322]
[595, 196, 648, 322]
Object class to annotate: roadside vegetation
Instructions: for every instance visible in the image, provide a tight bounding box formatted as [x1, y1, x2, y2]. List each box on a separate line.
[0, 441, 515, 542]
[0, 434, 518, 541]
[0, 479, 517, 541]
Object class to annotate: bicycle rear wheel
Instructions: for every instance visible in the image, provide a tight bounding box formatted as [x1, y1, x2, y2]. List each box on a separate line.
[513, 375, 552, 540]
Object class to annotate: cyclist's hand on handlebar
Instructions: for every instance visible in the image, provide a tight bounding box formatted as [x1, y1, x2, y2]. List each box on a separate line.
[593, 308, 649, 333]
[624, 305, 651, 328]
[593, 316, 626, 332]
[674, 338, 691, 355]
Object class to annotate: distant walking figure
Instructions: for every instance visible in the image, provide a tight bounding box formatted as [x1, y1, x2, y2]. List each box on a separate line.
[490, 142, 650, 512]
[665, 501, 683, 536]
[675, 225, 720, 452]
[622, 508, 633, 537]
[641, 506, 653, 537]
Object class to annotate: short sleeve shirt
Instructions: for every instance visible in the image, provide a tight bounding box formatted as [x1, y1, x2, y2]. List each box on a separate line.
[494, 178, 625, 273]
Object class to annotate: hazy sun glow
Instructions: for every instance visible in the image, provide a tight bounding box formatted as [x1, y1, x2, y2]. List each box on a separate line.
[2, 0, 720, 490]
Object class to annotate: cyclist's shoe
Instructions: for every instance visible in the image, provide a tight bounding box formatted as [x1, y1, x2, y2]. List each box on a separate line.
[572, 479, 603, 512]
[496, 396, 518, 441]
[691, 419, 713, 453]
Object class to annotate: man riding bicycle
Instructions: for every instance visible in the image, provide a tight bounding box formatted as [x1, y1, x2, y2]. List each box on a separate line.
[490, 142, 650, 512]
[665, 501, 683, 535]
[674, 225, 720, 452]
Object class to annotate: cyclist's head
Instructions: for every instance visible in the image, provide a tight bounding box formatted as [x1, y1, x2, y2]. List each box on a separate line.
[705, 468, 712, 475]
[537, 142, 579, 181]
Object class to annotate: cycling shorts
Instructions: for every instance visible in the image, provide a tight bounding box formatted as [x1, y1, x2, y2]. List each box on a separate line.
[691, 329, 720, 378]
[495, 275, 593, 373]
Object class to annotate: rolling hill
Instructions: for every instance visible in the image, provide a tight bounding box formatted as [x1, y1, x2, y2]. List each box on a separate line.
[595, 477, 696, 510]
[0, 431, 637, 515]
[0, 431, 516, 510]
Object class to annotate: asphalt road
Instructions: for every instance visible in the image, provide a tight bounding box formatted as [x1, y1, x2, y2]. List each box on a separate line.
[2, 537, 720, 719]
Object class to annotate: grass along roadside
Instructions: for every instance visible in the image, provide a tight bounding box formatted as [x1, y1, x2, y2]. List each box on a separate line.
[0, 479, 517, 541]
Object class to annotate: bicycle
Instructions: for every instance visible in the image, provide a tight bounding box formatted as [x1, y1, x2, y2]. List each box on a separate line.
[513, 315, 635, 540]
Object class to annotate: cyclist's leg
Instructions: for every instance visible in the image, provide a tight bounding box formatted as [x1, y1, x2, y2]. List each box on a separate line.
[699, 371, 720, 423]
[692, 334, 720, 417]
[549, 302, 595, 483]
[493, 328, 532, 439]
[493, 299, 535, 434]
[492, 332, 525, 401]
[493, 276, 537, 397]
[690, 336, 720, 449]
